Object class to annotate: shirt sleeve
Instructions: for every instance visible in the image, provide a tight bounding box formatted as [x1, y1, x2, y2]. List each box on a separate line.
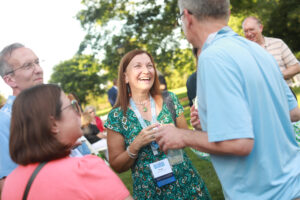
[199, 54, 254, 142]
[104, 108, 123, 134]
[280, 40, 298, 67]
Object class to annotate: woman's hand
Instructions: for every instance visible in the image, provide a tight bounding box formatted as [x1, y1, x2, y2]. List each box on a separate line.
[130, 123, 160, 154]
[190, 105, 202, 131]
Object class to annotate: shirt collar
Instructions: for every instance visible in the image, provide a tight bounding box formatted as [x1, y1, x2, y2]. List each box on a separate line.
[202, 26, 237, 51]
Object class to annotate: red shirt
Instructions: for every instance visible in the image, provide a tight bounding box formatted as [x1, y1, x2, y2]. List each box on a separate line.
[95, 116, 105, 132]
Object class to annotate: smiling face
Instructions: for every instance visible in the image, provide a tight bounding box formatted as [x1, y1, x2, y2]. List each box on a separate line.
[54, 92, 83, 146]
[242, 18, 263, 44]
[124, 53, 155, 94]
[5, 47, 43, 94]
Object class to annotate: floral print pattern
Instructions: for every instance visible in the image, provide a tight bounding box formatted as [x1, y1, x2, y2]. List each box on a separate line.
[105, 92, 211, 200]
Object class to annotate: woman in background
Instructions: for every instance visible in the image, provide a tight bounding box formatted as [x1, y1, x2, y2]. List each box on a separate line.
[1, 84, 131, 200]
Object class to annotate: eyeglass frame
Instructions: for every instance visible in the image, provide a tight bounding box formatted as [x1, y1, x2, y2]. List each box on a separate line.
[5, 58, 42, 75]
[176, 10, 193, 27]
[61, 99, 81, 116]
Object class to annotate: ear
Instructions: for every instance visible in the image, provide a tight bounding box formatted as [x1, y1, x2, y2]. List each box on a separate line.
[259, 24, 264, 32]
[184, 9, 193, 27]
[3, 75, 17, 88]
[49, 116, 59, 135]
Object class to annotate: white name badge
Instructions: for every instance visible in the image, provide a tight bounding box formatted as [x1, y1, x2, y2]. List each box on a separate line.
[149, 158, 176, 187]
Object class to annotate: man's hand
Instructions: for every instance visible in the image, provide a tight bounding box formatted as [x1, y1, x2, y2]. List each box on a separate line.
[155, 124, 186, 153]
[190, 105, 202, 130]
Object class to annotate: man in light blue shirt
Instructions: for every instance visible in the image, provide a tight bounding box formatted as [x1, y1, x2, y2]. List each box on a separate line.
[156, 0, 300, 199]
[0, 43, 44, 194]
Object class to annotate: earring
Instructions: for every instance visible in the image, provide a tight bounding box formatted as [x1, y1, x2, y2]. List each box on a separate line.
[127, 85, 131, 97]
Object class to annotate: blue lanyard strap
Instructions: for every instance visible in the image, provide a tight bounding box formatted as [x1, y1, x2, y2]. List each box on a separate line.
[129, 95, 157, 128]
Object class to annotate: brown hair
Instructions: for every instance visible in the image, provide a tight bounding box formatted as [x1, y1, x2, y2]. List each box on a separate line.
[10, 84, 71, 165]
[114, 49, 161, 113]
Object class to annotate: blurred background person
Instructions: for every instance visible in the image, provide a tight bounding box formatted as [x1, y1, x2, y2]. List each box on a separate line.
[108, 79, 118, 107]
[242, 16, 300, 91]
[84, 105, 105, 133]
[1, 84, 131, 200]
[104, 49, 211, 199]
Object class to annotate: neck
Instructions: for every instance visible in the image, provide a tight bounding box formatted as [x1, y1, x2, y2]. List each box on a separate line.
[193, 18, 227, 49]
[12, 88, 20, 96]
[131, 91, 150, 103]
[257, 35, 265, 46]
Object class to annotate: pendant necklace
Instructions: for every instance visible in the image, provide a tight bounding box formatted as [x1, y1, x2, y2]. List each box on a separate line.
[136, 99, 149, 112]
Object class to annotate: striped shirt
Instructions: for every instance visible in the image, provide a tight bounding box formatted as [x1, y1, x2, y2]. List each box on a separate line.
[263, 37, 298, 85]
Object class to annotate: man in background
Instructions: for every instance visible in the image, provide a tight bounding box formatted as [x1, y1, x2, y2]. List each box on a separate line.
[242, 16, 300, 88]
[0, 43, 44, 194]
[108, 79, 117, 107]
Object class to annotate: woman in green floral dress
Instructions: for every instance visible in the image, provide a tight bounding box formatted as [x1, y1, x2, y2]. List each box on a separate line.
[105, 49, 211, 200]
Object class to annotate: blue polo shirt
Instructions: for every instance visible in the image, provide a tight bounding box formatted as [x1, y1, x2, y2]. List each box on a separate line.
[197, 26, 300, 199]
[0, 96, 18, 178]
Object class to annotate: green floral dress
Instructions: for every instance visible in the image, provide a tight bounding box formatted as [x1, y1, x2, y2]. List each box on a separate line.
[104, 92, 211, 200]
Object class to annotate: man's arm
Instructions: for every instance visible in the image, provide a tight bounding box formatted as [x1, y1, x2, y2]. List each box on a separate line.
[0, 177, 5, 198]
[282, 63, 300, 80]
[290, 106, 300, 122]
[156, 125, 254, 156]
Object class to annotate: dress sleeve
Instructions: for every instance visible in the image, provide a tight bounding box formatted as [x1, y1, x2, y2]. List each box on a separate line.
[168, 91, 184, 118]
[77, 155, 130, 200]
[104, 108, 123, 134]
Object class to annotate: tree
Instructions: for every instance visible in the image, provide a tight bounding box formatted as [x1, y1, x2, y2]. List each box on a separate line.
[76, 0, 299, 89]
[76, 0, 196, 89]
[49, 55, 107, 104]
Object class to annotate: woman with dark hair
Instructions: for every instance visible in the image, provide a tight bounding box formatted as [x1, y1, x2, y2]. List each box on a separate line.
[1, 84, 132, 200]
[104, 49, 211, 199]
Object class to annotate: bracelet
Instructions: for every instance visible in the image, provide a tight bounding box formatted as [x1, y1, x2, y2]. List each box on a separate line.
[127, 146, 138, 159]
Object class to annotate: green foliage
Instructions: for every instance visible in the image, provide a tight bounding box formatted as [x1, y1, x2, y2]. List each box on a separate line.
[75, 0, 299, 96]
[0, 94, 6, 106]
[264, 0, 300, 52]
[76, 0, 195, 89]
[49, 55, 107, 104]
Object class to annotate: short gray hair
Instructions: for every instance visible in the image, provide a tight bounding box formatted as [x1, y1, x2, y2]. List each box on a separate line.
[84, 105, 96, 113]
[0, 43, 25, 77]
[242, 16, 262, 27]
[178, 0, 230, 21]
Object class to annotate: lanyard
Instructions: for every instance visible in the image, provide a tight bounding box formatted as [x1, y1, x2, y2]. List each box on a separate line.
[130, 95, 159, 155]
[129, 95, 157, 128]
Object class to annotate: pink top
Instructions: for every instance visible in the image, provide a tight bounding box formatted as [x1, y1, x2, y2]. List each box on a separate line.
[2, 155, 129, 200]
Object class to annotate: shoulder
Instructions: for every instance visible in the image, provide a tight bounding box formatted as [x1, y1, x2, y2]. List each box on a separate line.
[107, 107, 124, 118]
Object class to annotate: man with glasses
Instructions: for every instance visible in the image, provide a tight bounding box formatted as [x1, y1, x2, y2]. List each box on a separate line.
[156, 0, 300, 199]
[0, 43, 44, 194]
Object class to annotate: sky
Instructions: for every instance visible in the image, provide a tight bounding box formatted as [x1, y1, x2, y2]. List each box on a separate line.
[0, 0, 86, 98]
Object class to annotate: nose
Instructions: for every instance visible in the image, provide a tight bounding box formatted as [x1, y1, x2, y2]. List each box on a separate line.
[33, 62, 43, 74]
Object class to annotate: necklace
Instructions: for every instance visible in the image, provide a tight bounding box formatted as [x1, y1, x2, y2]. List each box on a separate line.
[135, 99, 149, 112]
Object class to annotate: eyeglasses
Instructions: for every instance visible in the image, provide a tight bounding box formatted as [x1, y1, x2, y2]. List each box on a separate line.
[61, 100, 81, 116]
[5, 58, 42, 75]
[176, 10, 193, 27]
